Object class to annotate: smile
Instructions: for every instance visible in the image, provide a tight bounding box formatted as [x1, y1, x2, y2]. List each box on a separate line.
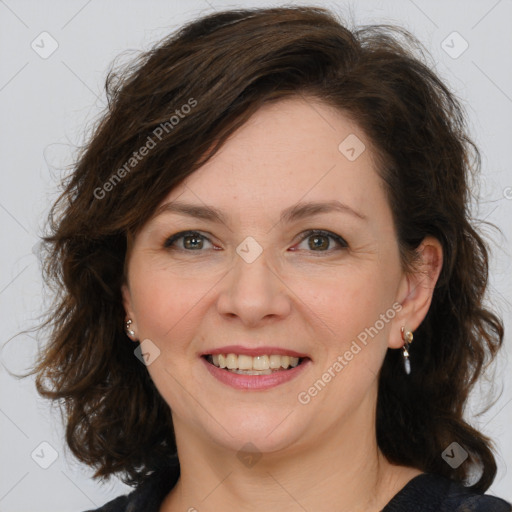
[201, 352, 311, 390]
[205, 353, 303, 375]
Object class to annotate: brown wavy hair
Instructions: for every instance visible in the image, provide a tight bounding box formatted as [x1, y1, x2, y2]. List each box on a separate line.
[30, 6, 505, 491]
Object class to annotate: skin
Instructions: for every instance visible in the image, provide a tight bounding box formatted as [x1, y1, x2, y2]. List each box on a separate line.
[122, 97, 443, 512]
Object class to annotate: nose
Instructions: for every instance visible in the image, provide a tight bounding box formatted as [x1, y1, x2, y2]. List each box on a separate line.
[216, 249, 292, 326]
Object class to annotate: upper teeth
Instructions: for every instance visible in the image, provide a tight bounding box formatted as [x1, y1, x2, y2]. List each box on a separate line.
[211, 354, 300, 371]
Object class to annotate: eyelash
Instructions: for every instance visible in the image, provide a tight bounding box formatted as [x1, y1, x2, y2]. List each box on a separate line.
[163, 229, 348, 254]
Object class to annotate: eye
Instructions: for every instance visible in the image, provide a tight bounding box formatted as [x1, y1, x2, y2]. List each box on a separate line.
[163, 229, 348, 254]
[163, 231, 215, 251]
[292, 229, 348, 253]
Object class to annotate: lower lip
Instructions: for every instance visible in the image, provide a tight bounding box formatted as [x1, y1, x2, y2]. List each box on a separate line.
[202, 357, 311, 390]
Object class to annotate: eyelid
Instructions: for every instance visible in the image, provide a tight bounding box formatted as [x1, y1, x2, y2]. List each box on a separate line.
[294, 229, 348, 251]
[163, 230, 214, 249]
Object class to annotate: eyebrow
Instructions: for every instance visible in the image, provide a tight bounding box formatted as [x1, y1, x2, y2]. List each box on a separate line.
[153, 199, 367, 224]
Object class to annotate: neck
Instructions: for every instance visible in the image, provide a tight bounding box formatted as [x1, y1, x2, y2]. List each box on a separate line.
[161, 405, 419, 511]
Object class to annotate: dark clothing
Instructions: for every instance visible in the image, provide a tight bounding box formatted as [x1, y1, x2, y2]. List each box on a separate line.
[381, 474, 511, 511]
[86, 462, 511, 512]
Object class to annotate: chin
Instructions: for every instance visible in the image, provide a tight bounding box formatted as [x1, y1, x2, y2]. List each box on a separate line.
[206, 406, 310, 455]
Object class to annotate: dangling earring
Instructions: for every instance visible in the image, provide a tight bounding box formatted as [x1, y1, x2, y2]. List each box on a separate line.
[401, 326, 414, 375]
[125, 319, 136, 338]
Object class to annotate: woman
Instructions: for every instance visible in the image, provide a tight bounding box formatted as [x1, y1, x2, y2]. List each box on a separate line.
[32, 6, 511, 512]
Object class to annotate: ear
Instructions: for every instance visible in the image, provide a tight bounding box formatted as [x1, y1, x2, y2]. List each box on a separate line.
[121, 282, 138, 340]
[388, 236, 443, 349]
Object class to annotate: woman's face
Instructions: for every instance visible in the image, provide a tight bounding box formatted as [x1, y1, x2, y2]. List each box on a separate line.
[123, 97, 416, 456]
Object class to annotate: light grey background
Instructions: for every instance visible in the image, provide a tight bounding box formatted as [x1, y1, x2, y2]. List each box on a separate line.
[1, 0, 511, 510]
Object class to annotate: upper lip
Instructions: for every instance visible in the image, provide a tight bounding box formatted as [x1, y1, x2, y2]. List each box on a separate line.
[201, 345, 309, 359]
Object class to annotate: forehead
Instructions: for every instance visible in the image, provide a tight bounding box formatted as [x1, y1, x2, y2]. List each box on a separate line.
[157, 97, 390, 230]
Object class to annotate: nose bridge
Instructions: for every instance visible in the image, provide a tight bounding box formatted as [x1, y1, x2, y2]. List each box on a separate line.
[217, 244, 290, 323]
[233, 245, 274, 290]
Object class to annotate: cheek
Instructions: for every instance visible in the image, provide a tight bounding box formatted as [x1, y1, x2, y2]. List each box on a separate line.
[294, 266, 392, 345]
[316, 282, 394, 385]
[129, 263, 212, 344]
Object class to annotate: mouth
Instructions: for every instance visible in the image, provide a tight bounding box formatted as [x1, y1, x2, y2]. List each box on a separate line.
[202, 353, 308, 375]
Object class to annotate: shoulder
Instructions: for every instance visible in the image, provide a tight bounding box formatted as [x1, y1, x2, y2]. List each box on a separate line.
[440, 476, 511, 512]
[83, 494, 129, 512]
[82, 461, 180, 512]
[384, 473, 511, 512]
[453, 494, 512, 512]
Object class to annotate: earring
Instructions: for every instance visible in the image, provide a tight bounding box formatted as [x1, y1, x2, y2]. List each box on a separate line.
[125, 319, 136, 338]
[401, 326, 414, 375]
